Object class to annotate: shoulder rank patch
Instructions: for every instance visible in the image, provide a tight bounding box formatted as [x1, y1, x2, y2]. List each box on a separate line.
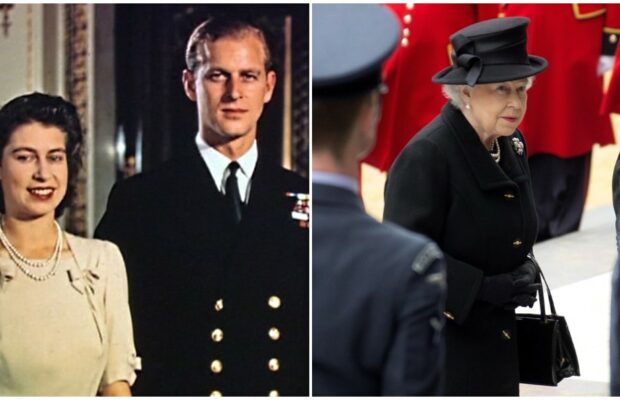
[411, 242, 443, 275]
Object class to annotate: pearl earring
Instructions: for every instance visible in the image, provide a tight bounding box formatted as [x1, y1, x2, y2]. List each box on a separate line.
[465, 104, 471, 110]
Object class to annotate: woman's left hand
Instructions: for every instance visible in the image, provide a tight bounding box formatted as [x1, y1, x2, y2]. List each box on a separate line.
[100, 381, 131, 396]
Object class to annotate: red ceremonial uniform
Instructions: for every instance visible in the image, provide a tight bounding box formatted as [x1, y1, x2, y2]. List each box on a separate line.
[602, 44, 620, 114]
[364, 4, 498, 172]
[502, 4, 620, 157]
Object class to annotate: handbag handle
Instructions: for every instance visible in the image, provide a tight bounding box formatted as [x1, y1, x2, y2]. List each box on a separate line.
[527, 253, 557, 320]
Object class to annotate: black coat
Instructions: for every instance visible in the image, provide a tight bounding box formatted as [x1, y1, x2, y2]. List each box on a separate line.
[384, 103, 538, 395]
[312, 183, 445, 395]
[95, 145, 309, 396]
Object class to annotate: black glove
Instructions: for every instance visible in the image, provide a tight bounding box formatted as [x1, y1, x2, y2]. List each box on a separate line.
[503, 283, 542, 310]
[511, 260, 538, 289]
[477, 273, 516, 306]
[477, 261, 539, 307]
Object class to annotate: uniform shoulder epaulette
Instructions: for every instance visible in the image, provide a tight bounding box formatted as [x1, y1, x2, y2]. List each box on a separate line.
[411, 242, 442, 274]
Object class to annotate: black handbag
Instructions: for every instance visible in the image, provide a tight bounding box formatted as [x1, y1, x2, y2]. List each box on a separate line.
[515, 259, 580, 386]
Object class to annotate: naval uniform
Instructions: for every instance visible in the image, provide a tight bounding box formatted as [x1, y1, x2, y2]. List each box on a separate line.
[95, 139, 309, 396]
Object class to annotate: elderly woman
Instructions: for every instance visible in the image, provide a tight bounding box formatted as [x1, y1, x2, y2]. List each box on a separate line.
[0, 93, 140, 395]
[384, 17, 547, 395]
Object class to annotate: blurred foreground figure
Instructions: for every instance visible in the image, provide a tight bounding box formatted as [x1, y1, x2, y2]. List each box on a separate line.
[312, 4, 446, 396]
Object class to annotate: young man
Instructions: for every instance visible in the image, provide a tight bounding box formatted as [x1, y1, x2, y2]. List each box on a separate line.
[312, 4, 446, 396]
[95, 15, 308, 396]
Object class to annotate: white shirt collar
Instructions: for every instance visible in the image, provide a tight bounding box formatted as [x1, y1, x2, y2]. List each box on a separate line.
[195, 133, 258, 202]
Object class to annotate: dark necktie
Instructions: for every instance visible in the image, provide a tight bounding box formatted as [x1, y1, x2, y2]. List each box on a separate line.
[225, 161, 243, 223]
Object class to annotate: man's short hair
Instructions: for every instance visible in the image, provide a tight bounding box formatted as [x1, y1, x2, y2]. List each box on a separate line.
[185, 15, 274, 73]
[313, 92, 373, 158]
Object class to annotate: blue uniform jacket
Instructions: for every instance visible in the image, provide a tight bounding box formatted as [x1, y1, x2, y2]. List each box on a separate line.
[313, 182, 445, 395]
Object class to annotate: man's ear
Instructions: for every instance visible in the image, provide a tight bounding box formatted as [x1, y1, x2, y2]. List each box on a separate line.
[263, 70, 277, 103]
[182, 69, 197, 102]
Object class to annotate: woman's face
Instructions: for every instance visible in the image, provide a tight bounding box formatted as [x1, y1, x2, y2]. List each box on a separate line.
[464, 79, 529, 139]
[0, 122, 68, 220]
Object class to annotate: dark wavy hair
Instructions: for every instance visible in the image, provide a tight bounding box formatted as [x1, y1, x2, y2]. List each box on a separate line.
[185, 14, 275, 74]
[0, 92, 83, 218]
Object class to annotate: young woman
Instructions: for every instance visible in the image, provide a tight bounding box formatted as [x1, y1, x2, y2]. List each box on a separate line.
[0, 93, 140, 395]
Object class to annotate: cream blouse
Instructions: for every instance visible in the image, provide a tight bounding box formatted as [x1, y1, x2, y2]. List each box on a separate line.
[0, 233, 140, 395]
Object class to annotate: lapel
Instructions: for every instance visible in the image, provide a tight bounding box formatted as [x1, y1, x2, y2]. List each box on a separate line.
[243, 156, 286, 222]
[65, 232, 93, 293]
[441, 103, 528, 191]
[498, 131, 529, 184]
[64, 232, 101, 294]
[164, 145, 233, 244]
[65, 233, 106, 342]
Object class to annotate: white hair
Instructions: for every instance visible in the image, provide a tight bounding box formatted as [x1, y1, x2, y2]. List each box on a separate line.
[441, 76, 535, 109]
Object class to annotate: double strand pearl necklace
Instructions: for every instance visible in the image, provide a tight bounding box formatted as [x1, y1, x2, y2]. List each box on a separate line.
[489, 138, 501, 163]
[0, 218, 63, 282]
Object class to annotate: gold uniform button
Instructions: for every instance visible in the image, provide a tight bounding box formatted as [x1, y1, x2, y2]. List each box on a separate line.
[210, 390, 222, 397]
[269, 390, 279, 397]
[214, 298, 224, 312]
[610, 34, 618, 44]
[268, 296, 281, 309]
[401, 37, 409, 47]
[406, 3, 414, 10]
[403, 14, 412, 24]
[268, 358, 280, 372]
[512, 239, 523, 248]
[269, 327, 281, 341]
[498, 11, 506, 18]
[210, 360, 223, 374]
[443, 311, 455, 321]
[503, 192, 515, 199]
[403, 27, 410, 37]
[211, 328, 224, 343]
[501, 329, 512, 340]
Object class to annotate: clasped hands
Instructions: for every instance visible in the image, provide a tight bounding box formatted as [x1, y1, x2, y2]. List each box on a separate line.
[477, 260, 541, 309]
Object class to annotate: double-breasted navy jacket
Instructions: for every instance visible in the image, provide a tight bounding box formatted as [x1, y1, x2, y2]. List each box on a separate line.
[384, 103, 538, 395]
[95, 144, 309, 396]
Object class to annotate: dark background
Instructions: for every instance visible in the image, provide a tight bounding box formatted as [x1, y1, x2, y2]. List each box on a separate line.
[114, 4, 309, 178]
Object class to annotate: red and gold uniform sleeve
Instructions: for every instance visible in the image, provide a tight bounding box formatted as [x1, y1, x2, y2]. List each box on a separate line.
[364, 4, 489, 172]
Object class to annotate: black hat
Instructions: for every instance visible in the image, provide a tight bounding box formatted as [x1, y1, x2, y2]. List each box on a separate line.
[313, 4, 399, 97]
[432, 17, 548, 86]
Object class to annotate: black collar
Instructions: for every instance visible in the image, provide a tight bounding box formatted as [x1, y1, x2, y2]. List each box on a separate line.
[441, 103, 528, 191]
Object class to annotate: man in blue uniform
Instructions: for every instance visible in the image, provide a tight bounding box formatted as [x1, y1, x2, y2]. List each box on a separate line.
[312, 4, 446, 395]
[96, 15, 308, 395]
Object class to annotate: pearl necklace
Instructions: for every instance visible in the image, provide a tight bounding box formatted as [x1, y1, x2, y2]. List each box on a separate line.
[489, 138, 501, 163]
[0, 218, 63, 282]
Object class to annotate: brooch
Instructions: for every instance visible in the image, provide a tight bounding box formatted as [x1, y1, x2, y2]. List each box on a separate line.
[286, 192, 310, 229]
[511, 138, 524, 156]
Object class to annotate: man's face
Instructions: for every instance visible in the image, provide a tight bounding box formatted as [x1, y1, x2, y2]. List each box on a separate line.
[183, 32, 276, 148]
